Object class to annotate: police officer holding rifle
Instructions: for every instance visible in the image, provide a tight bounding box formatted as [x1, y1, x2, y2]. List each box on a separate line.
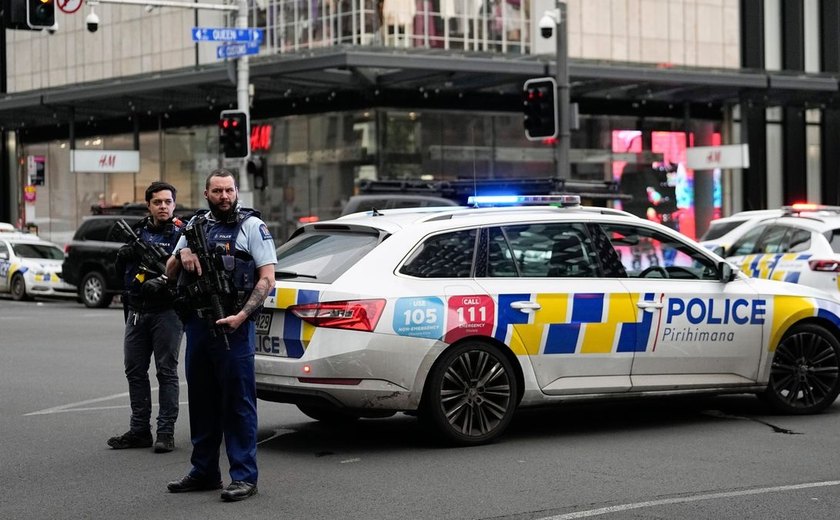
[165, 169, 276, 502]
[107, 181, 185, 453]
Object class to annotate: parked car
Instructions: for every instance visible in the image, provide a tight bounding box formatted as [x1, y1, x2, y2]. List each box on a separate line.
[62, 215, 143, 307]
[340, 194, 460, 216]
[254, 195, 840, 445]
[699, 209, 783, 256]
[0, 235, 75, 300]
[722, 205, 840, 300]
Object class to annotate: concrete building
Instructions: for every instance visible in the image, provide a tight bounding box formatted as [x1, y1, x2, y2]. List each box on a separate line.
[1, 0, 837, 244]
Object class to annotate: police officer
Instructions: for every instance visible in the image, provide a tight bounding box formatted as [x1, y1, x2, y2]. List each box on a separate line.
[165, 169, 276, 502]
[107, 181, 185, 453]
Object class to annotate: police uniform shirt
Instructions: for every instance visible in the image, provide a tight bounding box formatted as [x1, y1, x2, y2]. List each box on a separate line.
[174, 212, 278, 268]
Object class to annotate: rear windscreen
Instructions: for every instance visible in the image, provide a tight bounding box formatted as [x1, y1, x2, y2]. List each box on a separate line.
[275, 230, 381, 283]
[700, 220, 746, 241]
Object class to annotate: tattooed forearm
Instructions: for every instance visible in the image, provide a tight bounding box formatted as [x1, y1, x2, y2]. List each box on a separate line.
[240, 275, 272, 316]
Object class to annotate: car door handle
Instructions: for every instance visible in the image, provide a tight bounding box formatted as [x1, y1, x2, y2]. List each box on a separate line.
[510, 301, 541, 313]
[637, 301, 663, 312]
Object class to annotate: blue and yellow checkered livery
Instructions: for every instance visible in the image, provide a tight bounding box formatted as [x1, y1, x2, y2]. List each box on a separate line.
[493, 292, 657, 356]
[262, 286, 320, 358]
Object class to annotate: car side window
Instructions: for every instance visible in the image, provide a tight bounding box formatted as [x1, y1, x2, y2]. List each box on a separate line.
[755, 225, 789, 253]
[79, 219, 115, 242]
[729, 224, 769, 256]
[400, 228, 477, 278]
[785, 228, 811, 253]
[597, 223, 718, 280]
[496, 222, 598, 278]
[486, 227, 518, 277]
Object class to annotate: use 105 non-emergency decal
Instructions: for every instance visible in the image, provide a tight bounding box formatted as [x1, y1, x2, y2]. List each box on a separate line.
[392, 295, 496, 342]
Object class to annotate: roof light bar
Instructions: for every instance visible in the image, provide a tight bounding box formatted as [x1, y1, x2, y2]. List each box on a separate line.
[468, 194, 581, 207]
[783, 203, 840, 216]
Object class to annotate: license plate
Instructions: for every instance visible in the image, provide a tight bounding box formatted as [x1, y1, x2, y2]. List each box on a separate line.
[255, 311, 273, 335]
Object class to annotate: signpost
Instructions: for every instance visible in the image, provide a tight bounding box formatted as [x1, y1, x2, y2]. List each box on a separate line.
[216, 42, 260, 60]
[192, 27, 264, 43]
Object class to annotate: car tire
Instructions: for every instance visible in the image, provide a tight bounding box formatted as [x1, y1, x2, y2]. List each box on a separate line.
[421, 341, 518, 446]
[763, 323, 840, 414]
[11, 273, 30, 301]
[80, 271, 113, 308]
[296, 404, 360, 424]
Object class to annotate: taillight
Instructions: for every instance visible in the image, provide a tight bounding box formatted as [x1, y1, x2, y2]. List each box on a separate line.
[64, 245, 70, 254]
[808, 259, 840, 272]
[290, 299, 386, 332]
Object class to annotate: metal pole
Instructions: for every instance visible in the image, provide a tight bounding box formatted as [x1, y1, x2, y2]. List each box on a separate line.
[555, 0, 570, 180]
[236, 0, 252, 204]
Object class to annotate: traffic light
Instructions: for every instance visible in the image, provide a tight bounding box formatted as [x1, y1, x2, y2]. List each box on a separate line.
[219, 110, 249, 159]
[27, 0, 55, 29]
[523, 77, 558, 141]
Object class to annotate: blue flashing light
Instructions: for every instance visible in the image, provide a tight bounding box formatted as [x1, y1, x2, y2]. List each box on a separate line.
[469, 195, 521, 205]
[468, 194, 582, 207]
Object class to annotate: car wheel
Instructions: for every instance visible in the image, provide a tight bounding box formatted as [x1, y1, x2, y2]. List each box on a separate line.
[422, 341, 518, 445]
[11, 273, 30, 301]
[296, 404, 360, 424]
[80, 271, 113, 308]
[764, 323, 840, 414]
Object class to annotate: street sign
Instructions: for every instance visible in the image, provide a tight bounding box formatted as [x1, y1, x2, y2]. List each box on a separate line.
[192, 27, 264, 43]
[57, 0, 82, 14]
[216, 42, 260, 60]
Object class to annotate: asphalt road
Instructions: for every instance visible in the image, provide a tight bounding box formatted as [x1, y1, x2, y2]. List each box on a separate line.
[2, 298, 840, 520]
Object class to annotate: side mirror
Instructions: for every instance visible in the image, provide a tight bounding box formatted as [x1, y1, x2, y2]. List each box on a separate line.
[718, 261, 737, 283]
[0, 252, 7, 260]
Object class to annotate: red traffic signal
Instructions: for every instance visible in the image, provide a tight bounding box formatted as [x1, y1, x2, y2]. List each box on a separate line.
[219, 110, 249, 158]
[522, 77, 558, 141]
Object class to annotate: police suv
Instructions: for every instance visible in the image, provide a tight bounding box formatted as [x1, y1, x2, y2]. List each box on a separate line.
[255, 196, 840, 445]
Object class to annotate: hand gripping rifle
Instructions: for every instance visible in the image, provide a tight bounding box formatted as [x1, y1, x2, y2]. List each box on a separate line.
[180, 215, 234, 348]
[114, 219, 169, 278]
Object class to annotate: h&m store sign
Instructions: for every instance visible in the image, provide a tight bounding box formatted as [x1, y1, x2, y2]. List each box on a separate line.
[71, 150, 140, 173]
[68, 126, 272, 174]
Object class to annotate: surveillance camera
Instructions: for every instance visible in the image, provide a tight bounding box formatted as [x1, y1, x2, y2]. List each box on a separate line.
[86, 11, 100, 33]
[539, 14, 554, 38]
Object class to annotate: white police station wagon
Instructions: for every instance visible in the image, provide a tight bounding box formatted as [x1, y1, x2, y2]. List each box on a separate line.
[255, 196, 840, 445]
[0, 235, 75, 301]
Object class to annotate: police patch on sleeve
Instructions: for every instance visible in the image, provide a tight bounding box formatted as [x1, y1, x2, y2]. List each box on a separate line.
[259, 223, 273, 240]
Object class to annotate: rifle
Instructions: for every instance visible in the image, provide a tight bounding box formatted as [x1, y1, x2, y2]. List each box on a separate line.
[114, 219, 169, 279]
[180, 215, 234, 348]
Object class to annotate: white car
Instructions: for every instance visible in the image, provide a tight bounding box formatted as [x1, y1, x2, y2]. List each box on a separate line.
[699, 209, 783, 256]
[0, 236, 76, 300]
[723, 206, 840, 300]
[255, 195, 840, 445]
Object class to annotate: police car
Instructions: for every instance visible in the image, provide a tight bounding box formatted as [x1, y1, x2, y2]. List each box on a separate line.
[0, 235, 75, 300]
[722, 205, 840, 300]
[699, 209, 783, 256]
[255, 195, 840, 445]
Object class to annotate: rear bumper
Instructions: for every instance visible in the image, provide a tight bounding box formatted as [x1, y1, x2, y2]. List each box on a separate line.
[254, 328, 444, 411]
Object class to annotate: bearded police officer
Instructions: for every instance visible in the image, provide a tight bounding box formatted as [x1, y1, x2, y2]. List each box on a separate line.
[165, 169, 276, 502]
[108, 181, 185, 453]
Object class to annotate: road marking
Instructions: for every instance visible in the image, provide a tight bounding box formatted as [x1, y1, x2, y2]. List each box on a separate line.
[539, 481, 840, 520]
[25, 383, 187, 416]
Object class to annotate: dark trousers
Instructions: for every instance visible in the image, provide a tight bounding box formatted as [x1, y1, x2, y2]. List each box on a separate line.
[184, 318, 258, 484]
[124, 308, 183, 435]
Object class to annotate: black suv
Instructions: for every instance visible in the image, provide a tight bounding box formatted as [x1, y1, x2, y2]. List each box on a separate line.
[62, 215, 143, 307]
